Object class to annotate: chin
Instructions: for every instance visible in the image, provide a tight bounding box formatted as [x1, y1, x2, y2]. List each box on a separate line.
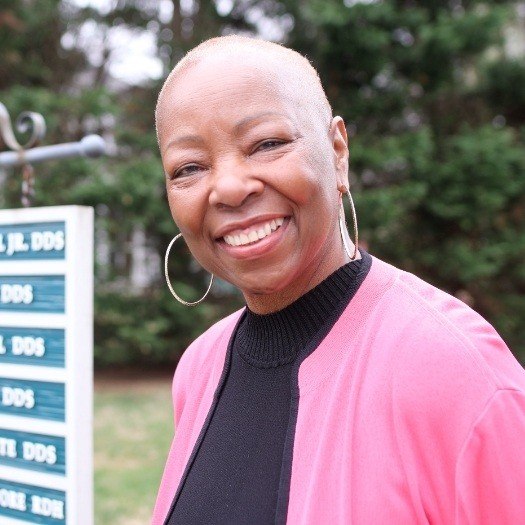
[235, 269, 297, 297]
[238, 278, 283, 296]
[217, 258, 305, 302]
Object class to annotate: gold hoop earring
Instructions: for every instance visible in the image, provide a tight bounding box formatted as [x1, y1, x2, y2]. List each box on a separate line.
[164, 233, 214, 306]
[338, 185, 359, 261]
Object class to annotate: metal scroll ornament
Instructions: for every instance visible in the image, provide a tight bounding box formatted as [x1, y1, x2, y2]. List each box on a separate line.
[0, 102, 46, 207]
[0, 102, 46, 151]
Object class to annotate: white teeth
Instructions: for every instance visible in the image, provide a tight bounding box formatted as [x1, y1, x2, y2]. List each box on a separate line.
[222, 218, 286, 247]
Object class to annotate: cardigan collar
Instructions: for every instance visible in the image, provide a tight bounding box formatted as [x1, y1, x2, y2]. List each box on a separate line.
[210, 254, 397, 393]
[234, 258, 365, 368]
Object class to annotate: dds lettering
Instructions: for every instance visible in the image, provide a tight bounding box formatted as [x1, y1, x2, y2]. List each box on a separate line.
[1, 387, 35, 409]
[12, 336, 46, 357]
[22, 441, 57, 465]
[31, 231, 65, 252]
[0, 284, 33, 304]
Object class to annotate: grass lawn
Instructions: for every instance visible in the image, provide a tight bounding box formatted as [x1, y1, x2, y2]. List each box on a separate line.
[94, 374, 174, 524]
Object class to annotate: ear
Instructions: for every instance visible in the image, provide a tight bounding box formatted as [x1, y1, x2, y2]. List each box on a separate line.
[330, 116, 350, 189]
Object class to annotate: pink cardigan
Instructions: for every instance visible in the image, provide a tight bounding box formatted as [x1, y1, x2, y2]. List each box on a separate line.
[152, 256, 525, 524]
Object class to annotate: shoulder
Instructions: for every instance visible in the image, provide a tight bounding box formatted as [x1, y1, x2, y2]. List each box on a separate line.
[396, 265, 523, 388]
[366, 256, 525, 419]
[173, 308, 244, 390]
[360, 257, 525, 469]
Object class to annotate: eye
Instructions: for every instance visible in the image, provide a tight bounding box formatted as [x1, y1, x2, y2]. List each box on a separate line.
[254, 139, 287, 153]
[170, 163, 205, 180]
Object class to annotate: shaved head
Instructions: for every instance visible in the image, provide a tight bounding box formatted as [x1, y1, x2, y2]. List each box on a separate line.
[155, 35, 332, 138]
[156, 34, 353, 311]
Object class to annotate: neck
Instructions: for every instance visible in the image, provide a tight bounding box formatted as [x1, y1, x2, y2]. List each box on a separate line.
[243, 239, 359, 315]
[236, 254, 366, 367]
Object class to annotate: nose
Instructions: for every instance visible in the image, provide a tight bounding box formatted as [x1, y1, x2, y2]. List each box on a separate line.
[208, 157, 264, 208]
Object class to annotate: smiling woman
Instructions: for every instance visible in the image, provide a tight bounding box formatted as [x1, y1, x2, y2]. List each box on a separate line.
[151, 36, 525, 525]
[156, 44, 349, 313]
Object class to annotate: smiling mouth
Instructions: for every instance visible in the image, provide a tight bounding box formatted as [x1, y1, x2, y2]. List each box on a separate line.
[222, 218, 285, 247]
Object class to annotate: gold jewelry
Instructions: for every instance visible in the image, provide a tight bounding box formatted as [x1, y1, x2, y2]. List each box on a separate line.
[338, 184, 359, 261]
[164, 233, 214, 306]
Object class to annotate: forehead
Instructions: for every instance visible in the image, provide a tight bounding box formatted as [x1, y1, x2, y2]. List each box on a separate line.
[156, 55, 306, 140]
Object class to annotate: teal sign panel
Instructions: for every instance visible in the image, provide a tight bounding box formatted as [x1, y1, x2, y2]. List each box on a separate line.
[0, 428, 65, 475]
[0, 378, 64, 422]
[0, 276, 65, 313]
[0, 328, 65, 368]
[0, 222, 65, 261]
[0, 479, 65, 523]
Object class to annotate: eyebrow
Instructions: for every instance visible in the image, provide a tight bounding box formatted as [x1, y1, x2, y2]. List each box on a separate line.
[233, 111, 289, 134]
[164, 111, 290, 152]
[165, 134, 204, 151]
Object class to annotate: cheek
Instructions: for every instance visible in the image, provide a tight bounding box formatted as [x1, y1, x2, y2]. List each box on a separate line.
[289, 154, 339, 239]
[166, 185, 206, 236]
[166, 199, 215, 273]
[293, 144, 335, 200]
[166, 185, 218, 272]
[270, 155, 321, 206]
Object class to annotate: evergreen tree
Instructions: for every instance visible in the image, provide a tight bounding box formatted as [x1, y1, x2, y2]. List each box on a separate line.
[0, 1, 251, 367]
[1, 0, 524, 364]
[279, 0, 525, 358]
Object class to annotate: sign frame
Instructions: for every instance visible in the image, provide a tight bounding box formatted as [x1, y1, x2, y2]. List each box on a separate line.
[0, 205, 93, 525]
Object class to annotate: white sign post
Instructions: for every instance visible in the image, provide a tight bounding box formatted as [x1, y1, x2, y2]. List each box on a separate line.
[0, 205, 93, 524]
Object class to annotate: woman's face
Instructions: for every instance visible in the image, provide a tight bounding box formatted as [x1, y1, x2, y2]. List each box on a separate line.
[157, 56, 349, 312]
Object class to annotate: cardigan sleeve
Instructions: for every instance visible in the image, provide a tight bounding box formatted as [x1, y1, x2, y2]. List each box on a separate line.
[150, 357, 191, 525]
[455, 389, 525, 524]
[171, 351, 190, 427]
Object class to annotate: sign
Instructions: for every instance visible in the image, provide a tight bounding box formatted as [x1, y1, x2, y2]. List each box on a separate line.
[0, 223, 65, 261]
[0, 206, 93, 524]
[0, 428, 65, 475]
[0, 479, 65, 524]
[0, 328, 65, 368]
[0, 276, 65, 313]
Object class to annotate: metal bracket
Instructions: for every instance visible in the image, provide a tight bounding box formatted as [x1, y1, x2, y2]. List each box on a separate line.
[0, 102, 106, 207]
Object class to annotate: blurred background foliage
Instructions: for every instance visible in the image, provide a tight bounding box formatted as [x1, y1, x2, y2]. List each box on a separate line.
[0, 0, 524, 366]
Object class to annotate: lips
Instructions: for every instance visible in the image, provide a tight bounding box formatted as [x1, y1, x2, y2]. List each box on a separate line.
[223, 218, 284, 247]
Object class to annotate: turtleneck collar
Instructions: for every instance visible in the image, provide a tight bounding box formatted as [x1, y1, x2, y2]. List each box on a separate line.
[234, 255, 366, 369]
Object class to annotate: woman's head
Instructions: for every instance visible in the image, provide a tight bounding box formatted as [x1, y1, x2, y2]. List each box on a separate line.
[156, 36, 353, 313]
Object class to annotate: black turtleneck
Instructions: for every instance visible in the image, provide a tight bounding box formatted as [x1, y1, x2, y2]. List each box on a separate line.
[166, 252, 371, 525]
